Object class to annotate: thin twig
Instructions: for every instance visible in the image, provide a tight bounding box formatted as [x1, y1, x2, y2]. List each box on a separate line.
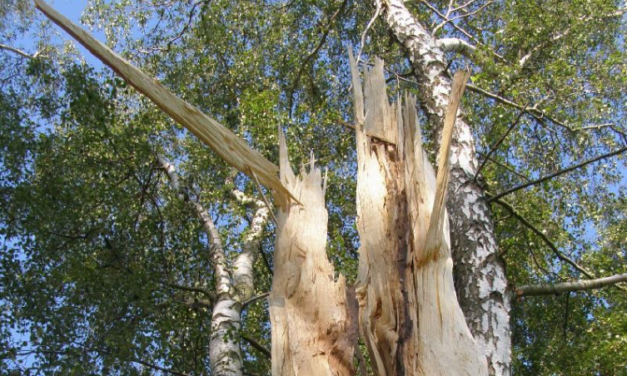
[433, 0, 493, 34]
[249, 169, 278, 224]
[476, 152, 531, 182]
[489, 195, 597, 280]
[162, 282, 216, 301]
[241, 335, 271, 359]
[474, 109, 526, 181]
[242, 292, 270, 310]
[288, 0, 348, 113]
[488, 146, 627, 203]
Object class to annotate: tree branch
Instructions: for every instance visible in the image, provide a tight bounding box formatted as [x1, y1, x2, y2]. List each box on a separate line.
[130, 357, 192, 376]
[287, 0, 348, 113]
[156, 156, 232, 296]
[489, 196, 600, 279]
[488, 146, 627, 203]
[241, 292, 269, 310]
[241, 335, 271, 359]
[514, 273, 627, 297]
[436, 37, 476, 57]
[474, 109, 526, 181]
[160, 282, 215, 302]
[0, 43, 41, 59]
[476, 152, 531, 182]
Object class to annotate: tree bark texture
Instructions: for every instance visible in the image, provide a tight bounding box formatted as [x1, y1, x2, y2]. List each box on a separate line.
[350, 54, 488, 376]
[269, 131, 358, 376]
[158, 157, 269, 376]
[381, 2, 511, 374]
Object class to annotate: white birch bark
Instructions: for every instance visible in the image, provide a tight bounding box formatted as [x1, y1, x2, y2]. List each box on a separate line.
[157, 157, 244, 376]
[381, 2, 512, 374]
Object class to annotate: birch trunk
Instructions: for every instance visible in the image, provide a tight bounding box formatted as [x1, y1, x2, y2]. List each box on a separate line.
[350, 54, 488, 375]
[157, 157, 243, 376]
[381, 1, 512, 374]
[158, 158, 270, 376]
[269, 131, 358, 376]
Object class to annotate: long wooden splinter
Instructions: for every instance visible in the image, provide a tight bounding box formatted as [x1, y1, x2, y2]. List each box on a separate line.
[34, 0, 296, 208]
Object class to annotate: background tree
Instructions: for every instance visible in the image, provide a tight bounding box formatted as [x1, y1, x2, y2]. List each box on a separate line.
[1, 0, 626, 375]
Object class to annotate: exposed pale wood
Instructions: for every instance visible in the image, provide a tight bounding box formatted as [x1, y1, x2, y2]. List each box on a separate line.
[34, 0, 293, 208]
[423, 70, 470, 263]
[352, 54, 407, 375]
[269, 130, 357, 376]
[381, 2, 512, 373]
[351, 56, 488, 375]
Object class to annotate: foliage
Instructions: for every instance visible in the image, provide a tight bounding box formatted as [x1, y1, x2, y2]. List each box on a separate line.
[1, 0, 626, 375]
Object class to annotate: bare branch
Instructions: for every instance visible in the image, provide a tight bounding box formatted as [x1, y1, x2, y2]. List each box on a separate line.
[241, 292, 269, 310]
[161, 282, 215, 301]
[241, 335, 271, 359]
[474, 109, 526, 181]
[0, 43, 41, 59]
[433, 1, 493, 34]
[249, 168, 278, 224]
[491, 196, 627, 293]
[466, 83, 627, 140]
[288, 0, 349, 112]
[488, 146, 627, 203]
[476, 151, 531, 182]
[130, 358, 191, 376]
[515, 273, 627, 297]
[451, 0, 480, 13]
[436, 37, 476, 57]
[489, 196, 595, 279]
[138, 0, 203, 54]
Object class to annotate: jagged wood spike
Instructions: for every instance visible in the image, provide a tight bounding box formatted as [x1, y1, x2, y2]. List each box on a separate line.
[34, 0, 294, 207]
[423, 69, 471, 262]
[348, 49, 365, 127]
[270, 130, 357, 376]
[363, 58, 396, 144]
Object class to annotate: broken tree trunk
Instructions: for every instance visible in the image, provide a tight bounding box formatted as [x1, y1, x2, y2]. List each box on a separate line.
[381, 1, 512, 374]
[269, 131, 358, 376]
[350, 53, 488, 375]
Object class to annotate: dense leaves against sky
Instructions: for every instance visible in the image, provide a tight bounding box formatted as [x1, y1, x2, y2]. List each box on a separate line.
[1, 0, 626, 375]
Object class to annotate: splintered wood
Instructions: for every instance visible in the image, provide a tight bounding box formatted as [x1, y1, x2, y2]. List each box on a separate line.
[350, 52, 488, 375]
[33, 0, 292, 208]
[269, 130, 358, 376]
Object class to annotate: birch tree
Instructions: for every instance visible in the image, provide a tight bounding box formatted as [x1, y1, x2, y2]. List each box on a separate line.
[1, 0, 627, 375]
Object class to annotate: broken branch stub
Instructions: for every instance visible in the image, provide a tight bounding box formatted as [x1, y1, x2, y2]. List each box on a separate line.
[269, 130, 357, 376]
[34, 0, 293, 208]
[350, 54, 488, 375]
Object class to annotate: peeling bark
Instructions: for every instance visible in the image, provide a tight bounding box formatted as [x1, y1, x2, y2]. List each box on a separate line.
[350, 54, 488, 375]
[381, 2, 511, 374]
[269, 131, 358, 376]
